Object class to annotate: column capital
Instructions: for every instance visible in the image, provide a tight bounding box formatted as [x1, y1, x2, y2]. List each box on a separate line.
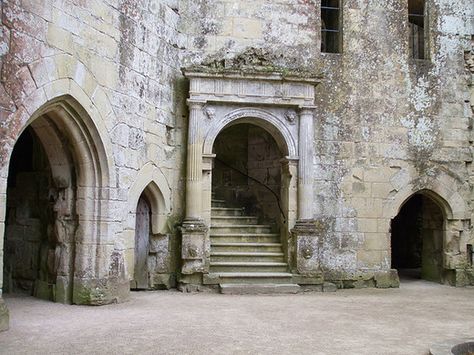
[298, 105, 317, 115]
[187, 99, 207, 108]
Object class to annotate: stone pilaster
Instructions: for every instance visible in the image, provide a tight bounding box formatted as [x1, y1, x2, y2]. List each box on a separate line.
[297, 106, 315, 220]
[292, 106, 321, 279]
[181, 99, 208, 277]
[185, 99, 206, 221]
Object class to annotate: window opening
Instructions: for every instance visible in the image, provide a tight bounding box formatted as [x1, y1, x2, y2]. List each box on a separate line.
[468, 244, 473, 267]
[408, 0, 426, 59]
[321, 0, 341, 53]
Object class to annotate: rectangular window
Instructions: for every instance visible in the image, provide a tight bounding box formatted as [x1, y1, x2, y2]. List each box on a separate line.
[408, 0, 426, 59]
[468, 244, 473, 267]
[321, 0, 341, 53]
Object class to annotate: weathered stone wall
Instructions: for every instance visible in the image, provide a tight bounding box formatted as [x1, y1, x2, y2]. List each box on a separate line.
[0, 0, 185, 309]
[0, 1, 472, 331]
[179, 0, 474, 284]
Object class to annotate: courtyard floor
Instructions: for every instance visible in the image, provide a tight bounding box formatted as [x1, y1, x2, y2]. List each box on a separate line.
[0, 279, 473, 355]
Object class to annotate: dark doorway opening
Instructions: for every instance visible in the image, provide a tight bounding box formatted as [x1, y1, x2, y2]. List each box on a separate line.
[212, 123, 283, 225]
[391, 193, 444, 282]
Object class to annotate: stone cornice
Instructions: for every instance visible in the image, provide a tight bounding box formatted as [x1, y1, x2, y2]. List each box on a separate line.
[182, 68, 322, 85]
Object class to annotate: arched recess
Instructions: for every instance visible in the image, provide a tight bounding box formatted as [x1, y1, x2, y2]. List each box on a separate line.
[383, 180, 468, 221]
[123, 164, 171, 287]
[125, 163, 171, 235]
[390, 190, 448, 282]
[1, 95, 112, 304]
[203, 108, 297, 158]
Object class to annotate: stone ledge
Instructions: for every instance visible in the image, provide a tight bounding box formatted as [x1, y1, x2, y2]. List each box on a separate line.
[220, 283, 300, 295]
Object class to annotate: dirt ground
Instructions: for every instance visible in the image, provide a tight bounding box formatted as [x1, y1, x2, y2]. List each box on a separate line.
[0, 278, 473, 355]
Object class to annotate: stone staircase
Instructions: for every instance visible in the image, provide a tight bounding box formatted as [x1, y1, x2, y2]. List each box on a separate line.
[206, 197, 300, 294]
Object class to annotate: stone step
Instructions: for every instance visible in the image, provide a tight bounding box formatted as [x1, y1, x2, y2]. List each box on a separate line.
[210, 262, 288, 272]
[211, 225, 273, 234]
[211, 242, 283, 253]
[211, 199, 227, 208]
[210, 251, 285, 262]
[210, 233, 280, 243]
[219, 283, 300, 295]
[211, 216, 259, 225]
[211, 207, 245, 216]
[204, 272, 294, 285]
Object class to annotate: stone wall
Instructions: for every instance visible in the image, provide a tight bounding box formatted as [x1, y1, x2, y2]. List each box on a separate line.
[0, 0, 185, 310]
[179, 0, 474, 284]
[0, 0, 472, 333]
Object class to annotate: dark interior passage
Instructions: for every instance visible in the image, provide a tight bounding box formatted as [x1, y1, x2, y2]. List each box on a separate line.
[4, 122, 77, 303]
[4, 128, 56, 299]
[212, 123, 282, 224]
[391, 193, 444, 282]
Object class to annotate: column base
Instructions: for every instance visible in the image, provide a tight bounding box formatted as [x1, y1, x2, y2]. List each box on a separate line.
[291, 219, 326, 275]
[0, 298, 9, 332]
[181, 220, 209, 275]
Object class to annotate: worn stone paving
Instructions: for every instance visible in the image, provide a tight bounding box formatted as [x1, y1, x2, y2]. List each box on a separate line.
[0, 279, 473, 355]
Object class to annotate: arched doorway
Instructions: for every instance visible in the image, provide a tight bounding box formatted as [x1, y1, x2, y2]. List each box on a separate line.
[126, 177, 172, 291]
[207, 122, 296, 286]
[212, 123, 284, 225]
[1, 97, 112, 305]
[4, 121, 78, 303]
[391, 193, 444, 282]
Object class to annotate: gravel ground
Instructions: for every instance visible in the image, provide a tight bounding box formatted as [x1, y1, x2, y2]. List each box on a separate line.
[0, 279, 473, 355]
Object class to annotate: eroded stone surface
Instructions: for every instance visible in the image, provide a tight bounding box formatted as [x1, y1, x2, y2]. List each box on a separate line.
[0, 0, 473, 329]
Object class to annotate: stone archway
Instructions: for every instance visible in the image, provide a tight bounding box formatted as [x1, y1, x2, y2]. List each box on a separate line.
[388, 187, 471, 286]
[124, 164, 172, 290]
[1, 97, 112, 307]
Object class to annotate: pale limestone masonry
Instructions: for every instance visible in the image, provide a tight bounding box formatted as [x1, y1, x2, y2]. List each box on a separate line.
[0, 0, 473, 331]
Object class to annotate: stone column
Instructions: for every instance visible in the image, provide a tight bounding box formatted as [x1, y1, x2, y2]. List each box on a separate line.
[297, 106, 315, 220]
[185, 99, 205, 221]
[180, 99, 208, 284]
[291, 106, 322, 283]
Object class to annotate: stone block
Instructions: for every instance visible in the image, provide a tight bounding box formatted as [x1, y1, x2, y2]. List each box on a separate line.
[363, 232, 389, 250]
[47, 23, 73, 52]
[0, 299, 9, 332]
[322, 282, 337, 292]
[232, 18, 262, 39]
[357, 218, 378, 233]
[357, 250, 388, 268]
[374, 270, 400, 288]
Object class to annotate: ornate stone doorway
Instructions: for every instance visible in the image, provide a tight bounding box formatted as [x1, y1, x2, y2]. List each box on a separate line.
[180, 66, 322, 289]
